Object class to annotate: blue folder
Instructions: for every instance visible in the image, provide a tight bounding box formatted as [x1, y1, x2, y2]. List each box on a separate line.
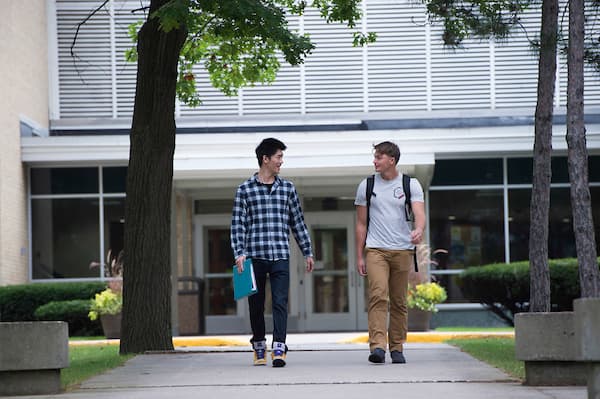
[233, 258, 258, 300]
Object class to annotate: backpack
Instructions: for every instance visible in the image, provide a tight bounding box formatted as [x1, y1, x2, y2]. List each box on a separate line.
[365, 173, 418, 272]
[366, 174, 412, 226]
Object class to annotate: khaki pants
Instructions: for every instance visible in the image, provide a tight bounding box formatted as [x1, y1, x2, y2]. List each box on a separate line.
[365, 248, 413, 353]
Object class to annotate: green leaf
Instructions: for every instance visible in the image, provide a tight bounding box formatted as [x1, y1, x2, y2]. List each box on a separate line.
[126, 0, 371, 106]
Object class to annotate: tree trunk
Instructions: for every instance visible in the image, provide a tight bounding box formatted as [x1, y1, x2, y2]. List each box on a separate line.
[567, 0, 600, 298]
[529, 0, 558, 312]
[120, 0, 187, 354]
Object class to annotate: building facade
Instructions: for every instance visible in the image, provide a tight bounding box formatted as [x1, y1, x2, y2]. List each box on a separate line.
[0, 1, 49, 286]
[3, 0, 600, 334]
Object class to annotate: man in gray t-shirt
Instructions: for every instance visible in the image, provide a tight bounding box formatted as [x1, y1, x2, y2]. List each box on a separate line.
[354, 141, 426, 365]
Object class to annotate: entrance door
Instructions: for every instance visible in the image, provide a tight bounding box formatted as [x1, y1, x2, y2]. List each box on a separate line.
[193, 215, 245, 334]
[193, 214, 301, 334]
[193, 212, 367, 333]
[303, 212, 367, 331]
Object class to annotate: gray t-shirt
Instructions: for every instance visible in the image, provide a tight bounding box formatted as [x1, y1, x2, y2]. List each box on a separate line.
[355, 173, 424, 250]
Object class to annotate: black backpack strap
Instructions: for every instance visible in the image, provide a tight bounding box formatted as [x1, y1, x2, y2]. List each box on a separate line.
[365, 175, 375, 232]
[402, 174, 412, 222]
[413, 249, 419, 273]
[402, 174, 418, 272]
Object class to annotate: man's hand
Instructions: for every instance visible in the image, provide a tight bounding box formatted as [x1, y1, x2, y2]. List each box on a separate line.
[411, 227, 424, 245]
[235, 255, 246, 273]
[305, 256, 314, 272]
[357, 257, 367, 276]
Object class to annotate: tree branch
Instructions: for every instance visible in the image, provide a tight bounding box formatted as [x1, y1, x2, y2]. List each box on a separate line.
[70, 0, 110, 58]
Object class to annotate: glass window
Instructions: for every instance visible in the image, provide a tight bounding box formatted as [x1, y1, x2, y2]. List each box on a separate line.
[103, 167, 127, 193]
[194, 199, 234, 214]
[509, 187, 600, 262]
[31, 168, 98, 195]
[507, 188, 530, 261]
[429, 189, 505, 271]
[590, 156, 600, 182]
[593, 186, 600, 246]
[431, 159, 503, 186]
[103, 198, 125, 276]
[508, 156, 596, 184]
[551, 157, 569, 183]
[507, 158, 532, 184]
[31, 198, 100, 279]
[304, 197, 355, 212]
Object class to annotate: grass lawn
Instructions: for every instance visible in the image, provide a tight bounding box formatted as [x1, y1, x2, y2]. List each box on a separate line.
[62, 344, 134, 390]
[445, 337, 524, 380]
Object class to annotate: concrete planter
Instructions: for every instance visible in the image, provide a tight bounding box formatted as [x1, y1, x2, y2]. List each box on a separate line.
[574, 298, 600, 399]
[515, 312, 587, 386]
[0, 321, 69, 395]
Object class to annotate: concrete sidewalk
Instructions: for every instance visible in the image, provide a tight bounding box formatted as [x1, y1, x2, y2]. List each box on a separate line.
[11, 332, 587, 399]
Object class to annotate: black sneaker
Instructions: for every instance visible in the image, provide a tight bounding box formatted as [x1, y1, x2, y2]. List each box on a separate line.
[368, 348, 385, 364]
[271, 341, 287, 368]
[391, 350, 406, 364]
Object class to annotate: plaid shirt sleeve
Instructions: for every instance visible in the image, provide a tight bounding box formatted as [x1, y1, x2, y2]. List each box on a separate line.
[288, 184, 313, 258]
[230, 185, 247, 259]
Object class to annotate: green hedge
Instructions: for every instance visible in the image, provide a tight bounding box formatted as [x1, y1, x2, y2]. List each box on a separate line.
[0, 282, 106, 322]
[34, 299, 103, 336]
[458, 258, 594, 325]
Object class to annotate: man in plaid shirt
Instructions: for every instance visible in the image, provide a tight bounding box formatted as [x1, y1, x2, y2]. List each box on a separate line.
[231, 137, 314, 368]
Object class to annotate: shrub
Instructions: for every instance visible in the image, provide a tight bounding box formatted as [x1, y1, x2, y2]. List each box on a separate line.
[458, 258, 593, 325]
[0, 282, 106, 322]
[34, 299, 103, 336]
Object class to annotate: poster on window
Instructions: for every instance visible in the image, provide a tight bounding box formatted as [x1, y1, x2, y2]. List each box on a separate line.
[450, 225, 482, 267]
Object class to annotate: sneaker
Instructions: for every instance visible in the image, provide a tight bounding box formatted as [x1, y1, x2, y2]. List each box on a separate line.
[271, 341, 287, 367]
[368, 348, 385, 364]
[391, 350, 406, 364]
[252, 340, 267, 366]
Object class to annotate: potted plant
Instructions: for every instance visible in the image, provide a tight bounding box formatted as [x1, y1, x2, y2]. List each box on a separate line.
[407, 282, 447, 331]
[88, 288, 122, 339]
[89, 249, 124, 339]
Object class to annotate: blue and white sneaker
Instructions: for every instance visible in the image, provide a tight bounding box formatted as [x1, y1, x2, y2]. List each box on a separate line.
[252, 340, 267, 366]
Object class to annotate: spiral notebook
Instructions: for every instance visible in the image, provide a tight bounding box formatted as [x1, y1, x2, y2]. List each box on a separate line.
[232, 258, 258, 300]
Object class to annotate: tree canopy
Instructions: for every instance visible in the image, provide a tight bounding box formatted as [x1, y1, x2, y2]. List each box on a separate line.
[125, 0, 375, 106]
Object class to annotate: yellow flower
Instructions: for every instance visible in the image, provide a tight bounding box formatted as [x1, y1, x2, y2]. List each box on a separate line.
[88, 288, 122, 321]
[407, 282, 447, 312]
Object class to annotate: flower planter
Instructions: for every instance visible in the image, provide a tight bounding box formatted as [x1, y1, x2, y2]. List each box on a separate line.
[408, 308, 431, 331]
[100, 313, 122, 339]
[515, 312, 586, 386]
[0, 322, 68, 395]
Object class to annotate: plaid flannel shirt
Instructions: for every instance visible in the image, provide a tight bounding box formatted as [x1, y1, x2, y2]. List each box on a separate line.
[231, 174, 313, 261]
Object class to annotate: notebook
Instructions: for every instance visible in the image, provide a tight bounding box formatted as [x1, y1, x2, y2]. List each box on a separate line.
[232, 258, 258, 300]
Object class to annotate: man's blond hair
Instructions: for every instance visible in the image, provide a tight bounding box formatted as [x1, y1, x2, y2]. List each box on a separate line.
[373, 141, 400, 165]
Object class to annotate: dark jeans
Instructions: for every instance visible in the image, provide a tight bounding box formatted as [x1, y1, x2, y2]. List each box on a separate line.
[248, 258, 290, 344]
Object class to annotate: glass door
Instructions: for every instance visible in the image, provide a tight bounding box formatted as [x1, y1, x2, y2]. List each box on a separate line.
[304, 212, 366, 330]
[193, 214, 301, 334]
[193, 215, 248, 334]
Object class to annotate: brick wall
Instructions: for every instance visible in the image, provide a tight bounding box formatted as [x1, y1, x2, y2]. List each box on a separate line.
[0, 1, 49, 285]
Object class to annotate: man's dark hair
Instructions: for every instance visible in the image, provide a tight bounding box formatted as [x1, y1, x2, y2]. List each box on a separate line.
[373, 141, 400, 165]
[256, 138, 287, 166]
